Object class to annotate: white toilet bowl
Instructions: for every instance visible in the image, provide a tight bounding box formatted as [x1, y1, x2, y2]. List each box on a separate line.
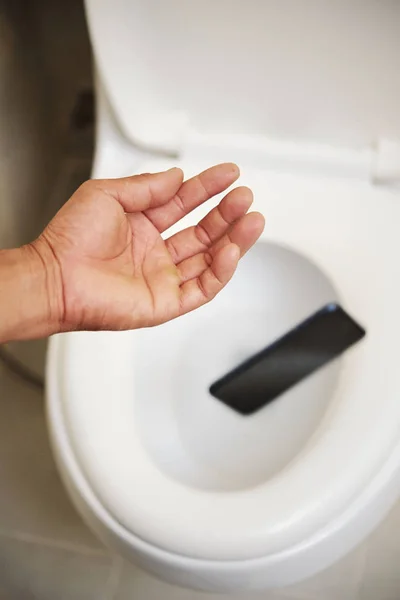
[46, 0, 400, 592]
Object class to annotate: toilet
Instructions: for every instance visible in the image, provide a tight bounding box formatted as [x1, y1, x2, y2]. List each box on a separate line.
[46, 0, 400, 593]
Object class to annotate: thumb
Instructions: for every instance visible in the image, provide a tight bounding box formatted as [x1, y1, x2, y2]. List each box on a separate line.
[96, 167, 184, 213]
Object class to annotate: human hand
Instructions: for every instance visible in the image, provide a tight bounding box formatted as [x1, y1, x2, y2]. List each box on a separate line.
[33, 163, 264, 333]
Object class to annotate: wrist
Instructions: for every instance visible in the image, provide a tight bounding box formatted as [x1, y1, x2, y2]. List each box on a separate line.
[0, 239, 64, 343]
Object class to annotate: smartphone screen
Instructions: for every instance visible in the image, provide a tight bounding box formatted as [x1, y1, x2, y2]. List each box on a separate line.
[209, 303, 366, 415]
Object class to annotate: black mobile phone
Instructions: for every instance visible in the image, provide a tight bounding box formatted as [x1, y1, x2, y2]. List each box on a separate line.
[209, 303, 366, 415]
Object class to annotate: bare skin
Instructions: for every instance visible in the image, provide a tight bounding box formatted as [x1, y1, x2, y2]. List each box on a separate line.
[0, 164, 265, 343]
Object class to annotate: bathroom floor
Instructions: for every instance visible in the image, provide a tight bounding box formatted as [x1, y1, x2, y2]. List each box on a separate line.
[1, 0, 400, 598]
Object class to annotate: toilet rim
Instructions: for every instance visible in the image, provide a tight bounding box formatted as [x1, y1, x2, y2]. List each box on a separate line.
[47, 217, 400, 563]
[47, 325, 400, 568]
[46, 331, 400, 583]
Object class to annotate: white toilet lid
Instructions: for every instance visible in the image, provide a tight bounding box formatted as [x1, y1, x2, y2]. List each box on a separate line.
[51, 160, 400, 562]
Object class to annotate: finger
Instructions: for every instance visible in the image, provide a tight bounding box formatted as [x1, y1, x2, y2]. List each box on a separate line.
[210, 211, 265, 256]
[179, 243, 240, 315]
[144, 163, 240, 232]
[165, 186, 253, 264]
[94, 167, 184, 212]
[178, 212, 265, 282]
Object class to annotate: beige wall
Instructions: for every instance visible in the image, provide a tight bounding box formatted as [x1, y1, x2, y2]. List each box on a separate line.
[0, 2, 52, 247]
[0, 0, 92, 249]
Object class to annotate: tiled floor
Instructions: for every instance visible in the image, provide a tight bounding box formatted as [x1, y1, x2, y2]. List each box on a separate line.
[0, 536, 113, 600]
[0, 357, 112, 599]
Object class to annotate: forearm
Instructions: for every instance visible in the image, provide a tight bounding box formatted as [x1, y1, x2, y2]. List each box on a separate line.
[0, 241, 63, 343]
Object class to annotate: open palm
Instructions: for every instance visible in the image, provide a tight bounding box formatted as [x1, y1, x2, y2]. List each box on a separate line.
[40, 164, 264, 332]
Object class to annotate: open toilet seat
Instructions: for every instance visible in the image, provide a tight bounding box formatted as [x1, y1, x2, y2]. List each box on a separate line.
[47, 156, 400, 569]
